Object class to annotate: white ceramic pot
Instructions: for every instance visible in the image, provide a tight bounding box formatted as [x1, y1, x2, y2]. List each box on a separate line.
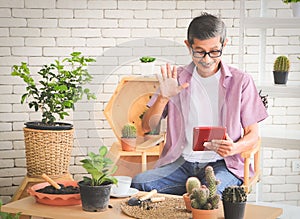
[140, 62, 155, 76]
[291, 2, 300, 17]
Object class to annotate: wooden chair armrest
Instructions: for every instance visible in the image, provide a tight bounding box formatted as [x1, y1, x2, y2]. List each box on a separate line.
[241, 137, 261, 193]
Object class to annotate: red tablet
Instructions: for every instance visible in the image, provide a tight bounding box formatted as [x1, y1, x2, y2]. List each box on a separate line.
[192, 126, 226, 151]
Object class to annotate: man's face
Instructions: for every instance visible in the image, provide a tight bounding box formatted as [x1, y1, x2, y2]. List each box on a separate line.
[185, 36, 225, 78]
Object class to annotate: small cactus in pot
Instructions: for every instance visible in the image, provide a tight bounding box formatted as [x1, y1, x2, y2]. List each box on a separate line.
[121, 123, 137, 151]
[183, 177, 201, 212]
[190, 166, 220, 210]
[273, 55, 290, 84]
[222, 186, 247, 219]
[189, 166, 221, 219]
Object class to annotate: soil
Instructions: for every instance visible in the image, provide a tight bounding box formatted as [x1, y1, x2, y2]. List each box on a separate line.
[36, 183, 80, 194]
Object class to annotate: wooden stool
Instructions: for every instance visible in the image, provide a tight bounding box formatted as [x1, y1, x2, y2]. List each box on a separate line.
[11, 173, 73, 201]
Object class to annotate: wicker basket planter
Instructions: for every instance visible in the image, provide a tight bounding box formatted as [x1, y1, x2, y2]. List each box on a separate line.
[24, 127, 74, 177]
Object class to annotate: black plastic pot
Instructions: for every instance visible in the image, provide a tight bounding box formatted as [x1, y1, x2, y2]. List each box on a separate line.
[273, 71, 289, 85]
[25, 121, 73, 130]
[78, 181, 112, 212]
[222, 201, 246, 219]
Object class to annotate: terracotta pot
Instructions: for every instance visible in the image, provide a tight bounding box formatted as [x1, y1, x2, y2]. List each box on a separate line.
[183, 193, 192, 212]
[191, 207, 219, 219]
[121, 138, 136, 151]
[27, 180, 81, 206]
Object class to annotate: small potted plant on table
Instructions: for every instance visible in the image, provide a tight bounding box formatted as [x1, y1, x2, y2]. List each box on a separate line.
[189, 166, 220, 219]
[183, 177, 201, 212]
[273, 55, 290, 85]
[222, 186, 247, 219]
[79, 146, 118, 212]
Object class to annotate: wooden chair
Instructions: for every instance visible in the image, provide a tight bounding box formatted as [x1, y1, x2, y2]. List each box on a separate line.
[241, 137, 261, 193]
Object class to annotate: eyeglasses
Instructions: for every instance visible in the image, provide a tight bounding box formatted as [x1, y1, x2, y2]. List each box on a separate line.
[191, 45, 223, 58]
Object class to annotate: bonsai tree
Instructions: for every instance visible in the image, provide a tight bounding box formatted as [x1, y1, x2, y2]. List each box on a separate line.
[139, 56, 156, 63]
[11, 52, 96, 127]
[80, 146, 118, 186]
[190, 166, 220, 210]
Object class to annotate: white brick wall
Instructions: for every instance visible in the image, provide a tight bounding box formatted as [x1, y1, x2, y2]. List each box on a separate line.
[0, 0, 299, 206]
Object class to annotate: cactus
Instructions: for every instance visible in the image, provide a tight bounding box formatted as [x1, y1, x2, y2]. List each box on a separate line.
[273, 55, 290, 72]
[186, 177, 201, 195]
[121, 123, 137, 138]
[222, 186, 247, 203]
[189, 166, 220, 210]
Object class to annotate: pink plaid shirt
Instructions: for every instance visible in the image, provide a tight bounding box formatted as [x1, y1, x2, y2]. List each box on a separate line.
[150, 61, 268, 180]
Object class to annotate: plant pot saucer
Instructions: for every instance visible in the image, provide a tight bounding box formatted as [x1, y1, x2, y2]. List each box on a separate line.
[27, 180, 81, 206]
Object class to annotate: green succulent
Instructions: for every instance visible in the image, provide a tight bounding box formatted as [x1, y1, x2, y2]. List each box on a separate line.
[140, 56, 156, 63]
[122, 123, 137, 138]
[273, 55, 290, 72]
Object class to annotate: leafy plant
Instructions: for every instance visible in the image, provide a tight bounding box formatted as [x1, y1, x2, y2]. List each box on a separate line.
[11, 52, 96, 124]
[80, 146, 118, 186]
[283, 0, 300, 3]
[273, 55, 290, 72]
[140, 56, 156, 63]
[121, 123, 137, 138]
[0, 200, 21, 219]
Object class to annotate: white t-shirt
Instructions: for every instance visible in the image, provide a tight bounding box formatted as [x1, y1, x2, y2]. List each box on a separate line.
[182, 67, 223, 163]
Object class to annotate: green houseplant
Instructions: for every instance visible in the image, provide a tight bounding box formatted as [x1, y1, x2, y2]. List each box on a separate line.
[79, 146, 118, 212]
[189, 166, 220, 219]
[283, 0, 300, 17]
[222, 186, 247, 219]
[121, 123, 137, 151]
[139, 56, 156, 76]
[10, 52, 96, 177]
[273, 55, 290, 85]
[0, 200, 21, 219]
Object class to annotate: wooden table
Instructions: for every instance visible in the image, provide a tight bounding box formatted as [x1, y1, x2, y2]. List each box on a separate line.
[2, 195, 283, 219]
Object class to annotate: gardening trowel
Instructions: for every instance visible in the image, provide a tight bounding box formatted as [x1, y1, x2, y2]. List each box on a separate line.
[41, 173, 61, 189]
[127, 189, 165, 206]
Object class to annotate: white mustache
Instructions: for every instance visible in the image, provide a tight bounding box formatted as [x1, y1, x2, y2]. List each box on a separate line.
[198, 61, 215, 67]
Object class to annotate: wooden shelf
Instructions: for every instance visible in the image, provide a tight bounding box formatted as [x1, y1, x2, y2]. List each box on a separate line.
[244, 18, 300, 29]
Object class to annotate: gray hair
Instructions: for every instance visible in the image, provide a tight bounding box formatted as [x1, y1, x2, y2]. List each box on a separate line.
[187, 13, 226, 45]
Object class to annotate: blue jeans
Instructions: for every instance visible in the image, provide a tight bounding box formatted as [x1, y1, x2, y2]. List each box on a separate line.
[131, 157, 242, 196]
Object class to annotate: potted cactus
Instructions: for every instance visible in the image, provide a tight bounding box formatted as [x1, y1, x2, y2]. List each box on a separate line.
[222, 186, 247, 219]
[189, 166, 220, 219]
[273, 55, 290, 85]
[121, 123, 137, 151]
[139, 56, 156, 76]
[183, 177, 201, 212]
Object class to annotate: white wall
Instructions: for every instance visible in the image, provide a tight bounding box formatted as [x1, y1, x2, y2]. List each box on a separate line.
[0, 0, 299, 205]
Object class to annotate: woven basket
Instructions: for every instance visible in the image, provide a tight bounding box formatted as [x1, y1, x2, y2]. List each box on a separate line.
[23, 127, 74, 177]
